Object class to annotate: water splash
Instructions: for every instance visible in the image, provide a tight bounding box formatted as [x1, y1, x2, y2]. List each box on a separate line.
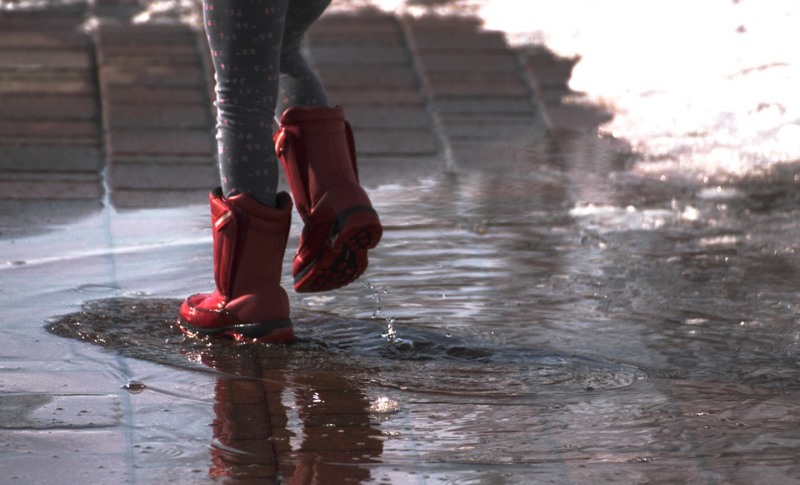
[369, 396, 401, 415]
[364, 281, 415, 349]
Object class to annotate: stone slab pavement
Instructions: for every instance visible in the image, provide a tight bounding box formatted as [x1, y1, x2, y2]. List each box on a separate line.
[0, 2, 600, 483]
[0, 2, 588, 218]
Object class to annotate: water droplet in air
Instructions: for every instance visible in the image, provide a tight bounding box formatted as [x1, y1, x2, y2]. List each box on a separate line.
[370, 396, 401, 414]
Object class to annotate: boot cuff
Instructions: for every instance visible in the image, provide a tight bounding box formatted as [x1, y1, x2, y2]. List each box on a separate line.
[278, 105, 345, 125]
[228, 191, 293, 221]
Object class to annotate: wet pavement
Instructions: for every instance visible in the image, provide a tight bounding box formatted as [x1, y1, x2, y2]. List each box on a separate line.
[2, 1, 800, 484]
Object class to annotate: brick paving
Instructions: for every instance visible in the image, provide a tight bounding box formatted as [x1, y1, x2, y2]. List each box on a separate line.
[0, 3, 592, 482]
[0, 2, 581, 214]
[0, 7, 103, 205]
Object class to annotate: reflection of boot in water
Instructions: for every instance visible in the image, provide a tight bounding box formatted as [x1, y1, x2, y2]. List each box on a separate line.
[200, 348, 383, 483]
[209, 376, 281, 480]
[178, 188, 294, 343]
[275, 106, 383, 293]
[280, 372, 383, 484]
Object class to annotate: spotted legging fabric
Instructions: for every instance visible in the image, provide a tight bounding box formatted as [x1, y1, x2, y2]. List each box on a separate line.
[203, 0, 331, 206]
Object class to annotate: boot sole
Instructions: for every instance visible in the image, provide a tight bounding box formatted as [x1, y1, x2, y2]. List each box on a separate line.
[294, 207, 382, 293]
[177, 318, 294, 344]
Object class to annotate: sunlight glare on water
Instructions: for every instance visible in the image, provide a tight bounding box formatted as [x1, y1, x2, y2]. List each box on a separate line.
[351, 0, 800, 182]
[1, 0, 799, 482]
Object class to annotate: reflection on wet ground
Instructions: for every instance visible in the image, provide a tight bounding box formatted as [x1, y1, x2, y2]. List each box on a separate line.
[36, 137, 800, 481]
[1, 2, 799, 483]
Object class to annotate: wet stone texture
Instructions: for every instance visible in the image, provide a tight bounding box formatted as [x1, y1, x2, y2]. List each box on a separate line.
[1, 2, 800, 485]
[45, 297, 663, 483]
[95, 22, 218, 209]
[0, 394, 121, 429]
[0, 6, 103, 237]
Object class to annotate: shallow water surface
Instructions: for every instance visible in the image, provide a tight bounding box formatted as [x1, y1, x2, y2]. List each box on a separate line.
[1, 1, 799, 482]
[3, 132, 795, 482]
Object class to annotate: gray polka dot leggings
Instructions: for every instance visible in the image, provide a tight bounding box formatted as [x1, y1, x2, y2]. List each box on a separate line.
[203, 0, 331, 206]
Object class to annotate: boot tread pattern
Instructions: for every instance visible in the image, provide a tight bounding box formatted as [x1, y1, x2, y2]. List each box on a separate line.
[295, 209, 382, 293]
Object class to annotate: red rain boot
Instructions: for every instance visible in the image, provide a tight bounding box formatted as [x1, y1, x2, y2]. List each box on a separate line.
[178, 188, 294, 343]
[274, 106, 382, 293]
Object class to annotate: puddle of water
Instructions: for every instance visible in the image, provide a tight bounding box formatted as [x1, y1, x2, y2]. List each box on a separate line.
[3, 144, 794, 481]
[1, 0, 799, 482]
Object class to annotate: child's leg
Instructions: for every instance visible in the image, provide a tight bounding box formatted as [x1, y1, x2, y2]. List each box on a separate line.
[203, 0, 289, 206]
[276, 0, 332, 116]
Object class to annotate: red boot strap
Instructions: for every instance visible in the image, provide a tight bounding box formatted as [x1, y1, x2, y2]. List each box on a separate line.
[275, 128, 312, 218]
[344, 120, 360, 182]
[209, 190, 240, 303]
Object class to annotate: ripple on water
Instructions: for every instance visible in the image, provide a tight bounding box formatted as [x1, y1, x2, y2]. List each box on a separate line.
[46, 298, 665, 404]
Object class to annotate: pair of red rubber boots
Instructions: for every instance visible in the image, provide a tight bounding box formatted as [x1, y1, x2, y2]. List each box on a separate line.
[178, 106, 382, 343]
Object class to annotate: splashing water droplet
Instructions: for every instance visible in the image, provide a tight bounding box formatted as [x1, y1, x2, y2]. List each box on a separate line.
[370, 396, 401, 414]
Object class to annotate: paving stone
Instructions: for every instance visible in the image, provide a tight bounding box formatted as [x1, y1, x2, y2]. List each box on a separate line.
[414, 52, 519, 72]
[346, 107, 433, 130]
[0, 94, 97, 120]
[0, 66, 88, 80]
[0, 394, 122, 429]
[0, 51, 91, 70]
[356, 130, 438, 156]
[0, 79, 94, 95]
[426, 69, 527, 85]
[434, 98, 538, 114]
[0, 10, 87, 31]
[306, 30, 405, 46]
[0, 120, 99, 139]
[0, 147, 102, 172]
[0, 171, 103, 199]
[0, 137, 98, 148]
[99, 65, 205, 87]
[328, 88, 425, 107]
[105, 104, 210, 129]
[0, 179, 102, 200]
[428, 81, 530, 98]
[537, 85, 574, 105]
[310, 46, 411, 65]
[91, 0, 142, 18]
[314, 66, 419, 89]
[546, 102, 613, 132]
[2, 430, 130, 484]
[97, 43, 199, 60]
[110, 161, 217, 190]
[95, 23, 196, 44]
[102, 85, 210, 106]
[0, 368, 119, 394]
[109, 153, 214, 165]
[107, 129, 214, 156]
[0, 200, 101, 239]
[404, 15, 482, 32]
[449, 141, 550, 170]
[110, 189, 211, 209]
[0, 32, 87, 49]
[357, 156, 445, 185]
[442, 118, 548, 139]
[312, 14, 400, 35]
[411, 31, 508, 51]
[97, 54, 202, 69]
